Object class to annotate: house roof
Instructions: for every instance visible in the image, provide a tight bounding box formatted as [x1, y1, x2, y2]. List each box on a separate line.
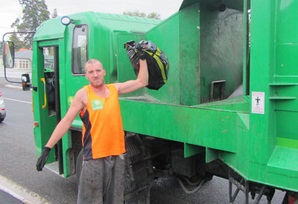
[15, 50, 32, 60]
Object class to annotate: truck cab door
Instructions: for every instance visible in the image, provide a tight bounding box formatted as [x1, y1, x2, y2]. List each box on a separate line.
[33, 45, 64, 175]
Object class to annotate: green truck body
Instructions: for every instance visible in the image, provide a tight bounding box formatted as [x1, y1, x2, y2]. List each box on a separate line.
[3, 0, 298, 202]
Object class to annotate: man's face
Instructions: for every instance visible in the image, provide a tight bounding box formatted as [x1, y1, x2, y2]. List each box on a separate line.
[85, 62, 106, 87]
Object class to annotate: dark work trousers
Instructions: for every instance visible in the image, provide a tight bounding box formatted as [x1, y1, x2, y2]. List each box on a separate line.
[77, 155, 125, 204]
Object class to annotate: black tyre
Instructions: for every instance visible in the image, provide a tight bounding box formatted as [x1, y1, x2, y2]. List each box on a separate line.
[124, 132, 154, 204]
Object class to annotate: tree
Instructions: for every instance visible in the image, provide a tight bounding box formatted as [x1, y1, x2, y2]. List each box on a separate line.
[123, 10, 161, 20]
[9, 32, 27, 51]
[147, 12, 161, 20]
[51, 8, 58, 18]
[11, 0, 50, 48]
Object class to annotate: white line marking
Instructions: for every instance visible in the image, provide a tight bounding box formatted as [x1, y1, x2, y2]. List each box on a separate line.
[3, 97, 32, 104]
[5, 84, 22, 89]
[0, 175, 49, 204]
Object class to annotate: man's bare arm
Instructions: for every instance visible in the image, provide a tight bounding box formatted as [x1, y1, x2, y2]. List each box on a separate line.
[115, 59, 149, 95]
[45, 88, 86, 148]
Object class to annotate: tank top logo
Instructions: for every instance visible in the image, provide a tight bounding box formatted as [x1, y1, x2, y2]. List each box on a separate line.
[91, 99, 103, 110]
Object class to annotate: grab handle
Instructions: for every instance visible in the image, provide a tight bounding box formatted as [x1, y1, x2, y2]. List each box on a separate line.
[41, 78, 47, 109]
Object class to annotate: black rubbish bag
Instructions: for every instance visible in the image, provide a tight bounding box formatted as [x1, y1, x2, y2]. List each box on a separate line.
[124, 40, 169, 90]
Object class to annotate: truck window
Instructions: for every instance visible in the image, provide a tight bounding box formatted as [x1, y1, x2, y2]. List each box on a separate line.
[72, 24, 88, 75]
[43, 47, 57, 115]
[43, 47, 55, 71]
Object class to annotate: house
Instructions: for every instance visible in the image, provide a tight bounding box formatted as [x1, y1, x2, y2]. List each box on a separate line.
[0, 49, 32, 79]
[14, 49, 32, 70]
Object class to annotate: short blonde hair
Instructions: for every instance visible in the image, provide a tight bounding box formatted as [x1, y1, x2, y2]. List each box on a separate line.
[84, 59, 103, 71]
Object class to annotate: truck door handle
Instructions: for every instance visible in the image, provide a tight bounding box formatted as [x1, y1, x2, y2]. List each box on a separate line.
[41, 78, 47, 109]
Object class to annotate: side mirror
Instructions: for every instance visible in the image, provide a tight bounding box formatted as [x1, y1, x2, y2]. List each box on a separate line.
[2, 41, 15, 68]
[21, 74, 31, 91]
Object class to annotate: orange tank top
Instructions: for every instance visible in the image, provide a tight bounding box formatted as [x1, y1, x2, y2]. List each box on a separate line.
[80, 84, 125, 160]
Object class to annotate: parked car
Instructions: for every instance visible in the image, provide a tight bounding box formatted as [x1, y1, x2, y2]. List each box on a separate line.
[0, 91, 6, 122]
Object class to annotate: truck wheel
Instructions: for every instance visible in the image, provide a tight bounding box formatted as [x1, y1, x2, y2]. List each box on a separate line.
[124, 132, 154, 204]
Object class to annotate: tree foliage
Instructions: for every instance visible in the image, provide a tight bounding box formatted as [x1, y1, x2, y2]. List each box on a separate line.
[51, 8, 58, 18]
[9, 33, 27, 51]
[11, 0, 50, 48]
[147, 12, 161, 20]
[123, 10, 161, 20]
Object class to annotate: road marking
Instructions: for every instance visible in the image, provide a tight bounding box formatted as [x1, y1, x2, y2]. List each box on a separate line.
[0, 175, 49, 204]
[5, 84, 23, 90]
[3, 97, 32, 104]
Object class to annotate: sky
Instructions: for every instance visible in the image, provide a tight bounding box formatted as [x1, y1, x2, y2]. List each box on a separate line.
[0, 0, 183, 40]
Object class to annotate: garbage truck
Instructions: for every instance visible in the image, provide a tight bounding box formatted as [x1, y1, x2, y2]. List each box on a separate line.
[2, 0, 298, 203]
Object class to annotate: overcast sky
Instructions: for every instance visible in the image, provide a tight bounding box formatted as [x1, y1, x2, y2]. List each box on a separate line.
[0, 0, 183, 39]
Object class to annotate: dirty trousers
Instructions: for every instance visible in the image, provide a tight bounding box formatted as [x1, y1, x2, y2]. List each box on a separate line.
[77, 155, 125, 204]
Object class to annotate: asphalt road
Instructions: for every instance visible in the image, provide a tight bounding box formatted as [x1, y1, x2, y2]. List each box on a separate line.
[0, 77, 285, 204]
[0, 78, 77, 204]
[0, 189, 23, 204]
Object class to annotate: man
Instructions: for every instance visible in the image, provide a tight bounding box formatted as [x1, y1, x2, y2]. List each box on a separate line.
[36, 58, 148, 204]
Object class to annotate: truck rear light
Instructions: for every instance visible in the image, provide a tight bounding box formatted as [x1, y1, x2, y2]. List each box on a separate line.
[288, 196, 298, 204]
[34, 122, 39, 127]
[284, 193, 298, 204]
